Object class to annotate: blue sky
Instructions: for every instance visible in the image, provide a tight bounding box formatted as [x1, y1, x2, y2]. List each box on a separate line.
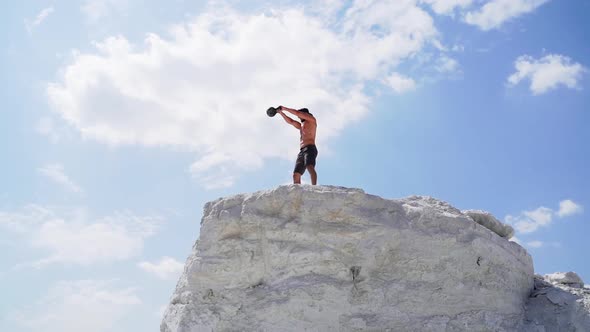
[1, 0, 588, 331]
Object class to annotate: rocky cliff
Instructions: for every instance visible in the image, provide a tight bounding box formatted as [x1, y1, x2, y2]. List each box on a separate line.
[161, 185, 589, 331]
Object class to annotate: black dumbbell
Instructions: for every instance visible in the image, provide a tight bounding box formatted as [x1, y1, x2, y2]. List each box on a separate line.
[267, 106, 280, 117]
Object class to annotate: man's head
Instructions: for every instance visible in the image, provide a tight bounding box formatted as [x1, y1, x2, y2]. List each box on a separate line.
[298, 108, 312, 122]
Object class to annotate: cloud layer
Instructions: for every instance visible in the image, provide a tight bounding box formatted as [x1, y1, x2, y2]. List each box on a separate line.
[557, 199, 583, 218]
[46, 1, 554, 188]
[508, 54, 586, 95]
[38, 163, 83, 193]
[385, 73, 417, 94]
[464, 0, 549, 30]
[47, 2, 445, 188]
[25, 6, 54, 33]
[422, 0, 474, 15]
[505, 199, 583, 234]
[0, 205, 159, 267]
[10, 280, 140, 332]
[138, 256, 184, 280]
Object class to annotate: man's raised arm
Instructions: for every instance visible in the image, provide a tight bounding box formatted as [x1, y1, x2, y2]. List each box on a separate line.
[280, 106, 315, 122]
[278, 109, 301, 129]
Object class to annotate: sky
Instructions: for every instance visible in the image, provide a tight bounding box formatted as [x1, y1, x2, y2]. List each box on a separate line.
[0, 0, 588, 331]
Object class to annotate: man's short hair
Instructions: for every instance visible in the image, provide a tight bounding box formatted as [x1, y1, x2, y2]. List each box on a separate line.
[298, 108, 312, 122]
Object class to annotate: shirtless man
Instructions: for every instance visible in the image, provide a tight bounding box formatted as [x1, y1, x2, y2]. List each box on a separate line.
[277, 106, 318, 185]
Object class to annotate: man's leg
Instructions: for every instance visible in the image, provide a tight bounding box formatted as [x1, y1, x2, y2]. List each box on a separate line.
[293, 172, 302, 184]
[303, 146, 318, 185]
[306, 165, 317, 185]
[293, 150, 305, 184]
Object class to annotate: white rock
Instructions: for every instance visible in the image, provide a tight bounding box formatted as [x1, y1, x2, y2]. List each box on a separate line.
[162, 185, 534, 331]
[544, 272, 585, 288]
[524, 275, 590, 331]
[462, 209, 515, 239]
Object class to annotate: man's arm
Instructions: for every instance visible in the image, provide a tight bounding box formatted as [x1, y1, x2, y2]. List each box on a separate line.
[280, 106, 315, 123]
[279, 110, 301, 129]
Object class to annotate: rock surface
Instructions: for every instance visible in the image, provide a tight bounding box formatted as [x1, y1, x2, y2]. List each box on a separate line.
[461, 210, 514, 239]
[162, 185, 536, 331]
[544, 272, 585, 289]
[524, 273, 590, 331]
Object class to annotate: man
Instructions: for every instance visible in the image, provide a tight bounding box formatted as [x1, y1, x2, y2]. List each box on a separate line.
[277, 106, 318, 185]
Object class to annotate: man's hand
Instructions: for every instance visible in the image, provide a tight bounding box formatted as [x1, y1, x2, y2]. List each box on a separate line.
[279, 105, 296, 113]
[277, 106, 301, 129]
[280, 106, 315, 123]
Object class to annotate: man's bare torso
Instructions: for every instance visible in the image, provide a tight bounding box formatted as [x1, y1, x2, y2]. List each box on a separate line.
[300, 120, 317, 148]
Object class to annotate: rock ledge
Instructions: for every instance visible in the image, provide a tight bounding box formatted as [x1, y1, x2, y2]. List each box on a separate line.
[162, 185, 538, 331]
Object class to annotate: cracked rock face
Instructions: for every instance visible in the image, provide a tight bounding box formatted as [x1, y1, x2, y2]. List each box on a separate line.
[524, 274, 590, 331]
[461, 210, 514, 239]
[544, 272, 585, 289]
[162, 185, 534, 331]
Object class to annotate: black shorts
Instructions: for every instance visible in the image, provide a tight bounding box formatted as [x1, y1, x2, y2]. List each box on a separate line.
[294, 145, 318, 175]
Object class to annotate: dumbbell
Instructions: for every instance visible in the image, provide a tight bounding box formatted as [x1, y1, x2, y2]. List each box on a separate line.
[266, 106, 281, 117]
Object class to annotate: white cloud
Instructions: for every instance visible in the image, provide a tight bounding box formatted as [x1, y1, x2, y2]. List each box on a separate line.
[0, 205, 159, 267]
[557, 199, 583, 218]
[307, 0, 348, 21]
[508, 54, 586, 95]
[48, 3, 442, 189]
[38, 163, 83, 193]
[505, 199, 583, 234]
[138, 256, 184, 280]
[464, 0, 549, 31]
[31, 214, 157, 267]
[527, 240, 543, 248]
[422, 0, 474, 15]
[25, 7, 54, 33]
[0, 204, 51, 233]
[526, 240, 562, 248]
[10, 280, 140, 332]
[436, 55, 459, 73]
[189, 152, 236, 189]
[385, 73, 416, 93]
[506, 206, 553, 234]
